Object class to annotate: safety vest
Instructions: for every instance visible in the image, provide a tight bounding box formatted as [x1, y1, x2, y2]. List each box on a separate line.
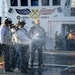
[67, 33, 73, 40]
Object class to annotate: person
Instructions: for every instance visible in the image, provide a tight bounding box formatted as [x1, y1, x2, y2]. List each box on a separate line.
[12, 19, 30, 73]
[9, 25, 18, 71]
[29, 19, 46, 71]
[65, 31, 69, 50]
[54, 31, 58, 50]
[0, 18, 13, 72]
[57, 33, 63, 50]
[67, 30, 74, 50]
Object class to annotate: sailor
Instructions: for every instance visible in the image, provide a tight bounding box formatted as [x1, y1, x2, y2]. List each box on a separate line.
[9, 24, 18, 71]
[13, 19, 30, 73]
[29, 19, 46, 70]
[0, 18, 13, 72]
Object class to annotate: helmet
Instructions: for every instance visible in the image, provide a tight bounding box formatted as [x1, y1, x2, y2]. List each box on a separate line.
[3, 18, 12, 24]
[19, 19, 26, 25]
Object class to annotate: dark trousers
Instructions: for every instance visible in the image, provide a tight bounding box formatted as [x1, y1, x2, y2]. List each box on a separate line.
[31, 44, 43, 68]
[15, 51, 20, 69]
[10, 46, 16, 69]
[3, 45, 10, 71]
[0, 44, 2, 57]
[19, 45, 29, 72]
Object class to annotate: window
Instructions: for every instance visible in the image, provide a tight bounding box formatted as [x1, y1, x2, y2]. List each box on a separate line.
[65, 0, 70, 6]
[21, 0, 28, 6]
[71, 1, 75, 16]
[71, 0, 75, 7]
[42, 0, 49, 6]
[71, 8, 75, 16]
[10, 0, 18, 6]
[31, 0, 38, 6]
[53, 0, 60, 6]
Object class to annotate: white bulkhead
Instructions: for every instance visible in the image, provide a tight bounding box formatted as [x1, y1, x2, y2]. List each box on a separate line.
[2, 0, 75, 49]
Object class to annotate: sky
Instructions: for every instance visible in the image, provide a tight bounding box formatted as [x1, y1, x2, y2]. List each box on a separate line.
[0, 0, 2, 16]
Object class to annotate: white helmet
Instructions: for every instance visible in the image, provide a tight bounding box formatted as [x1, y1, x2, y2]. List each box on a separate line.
[19, 19, 26, 25]
[3, 18, 12, 24]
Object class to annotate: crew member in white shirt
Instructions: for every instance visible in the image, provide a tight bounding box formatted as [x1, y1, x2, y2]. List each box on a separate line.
[0, 18, 13, 72]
